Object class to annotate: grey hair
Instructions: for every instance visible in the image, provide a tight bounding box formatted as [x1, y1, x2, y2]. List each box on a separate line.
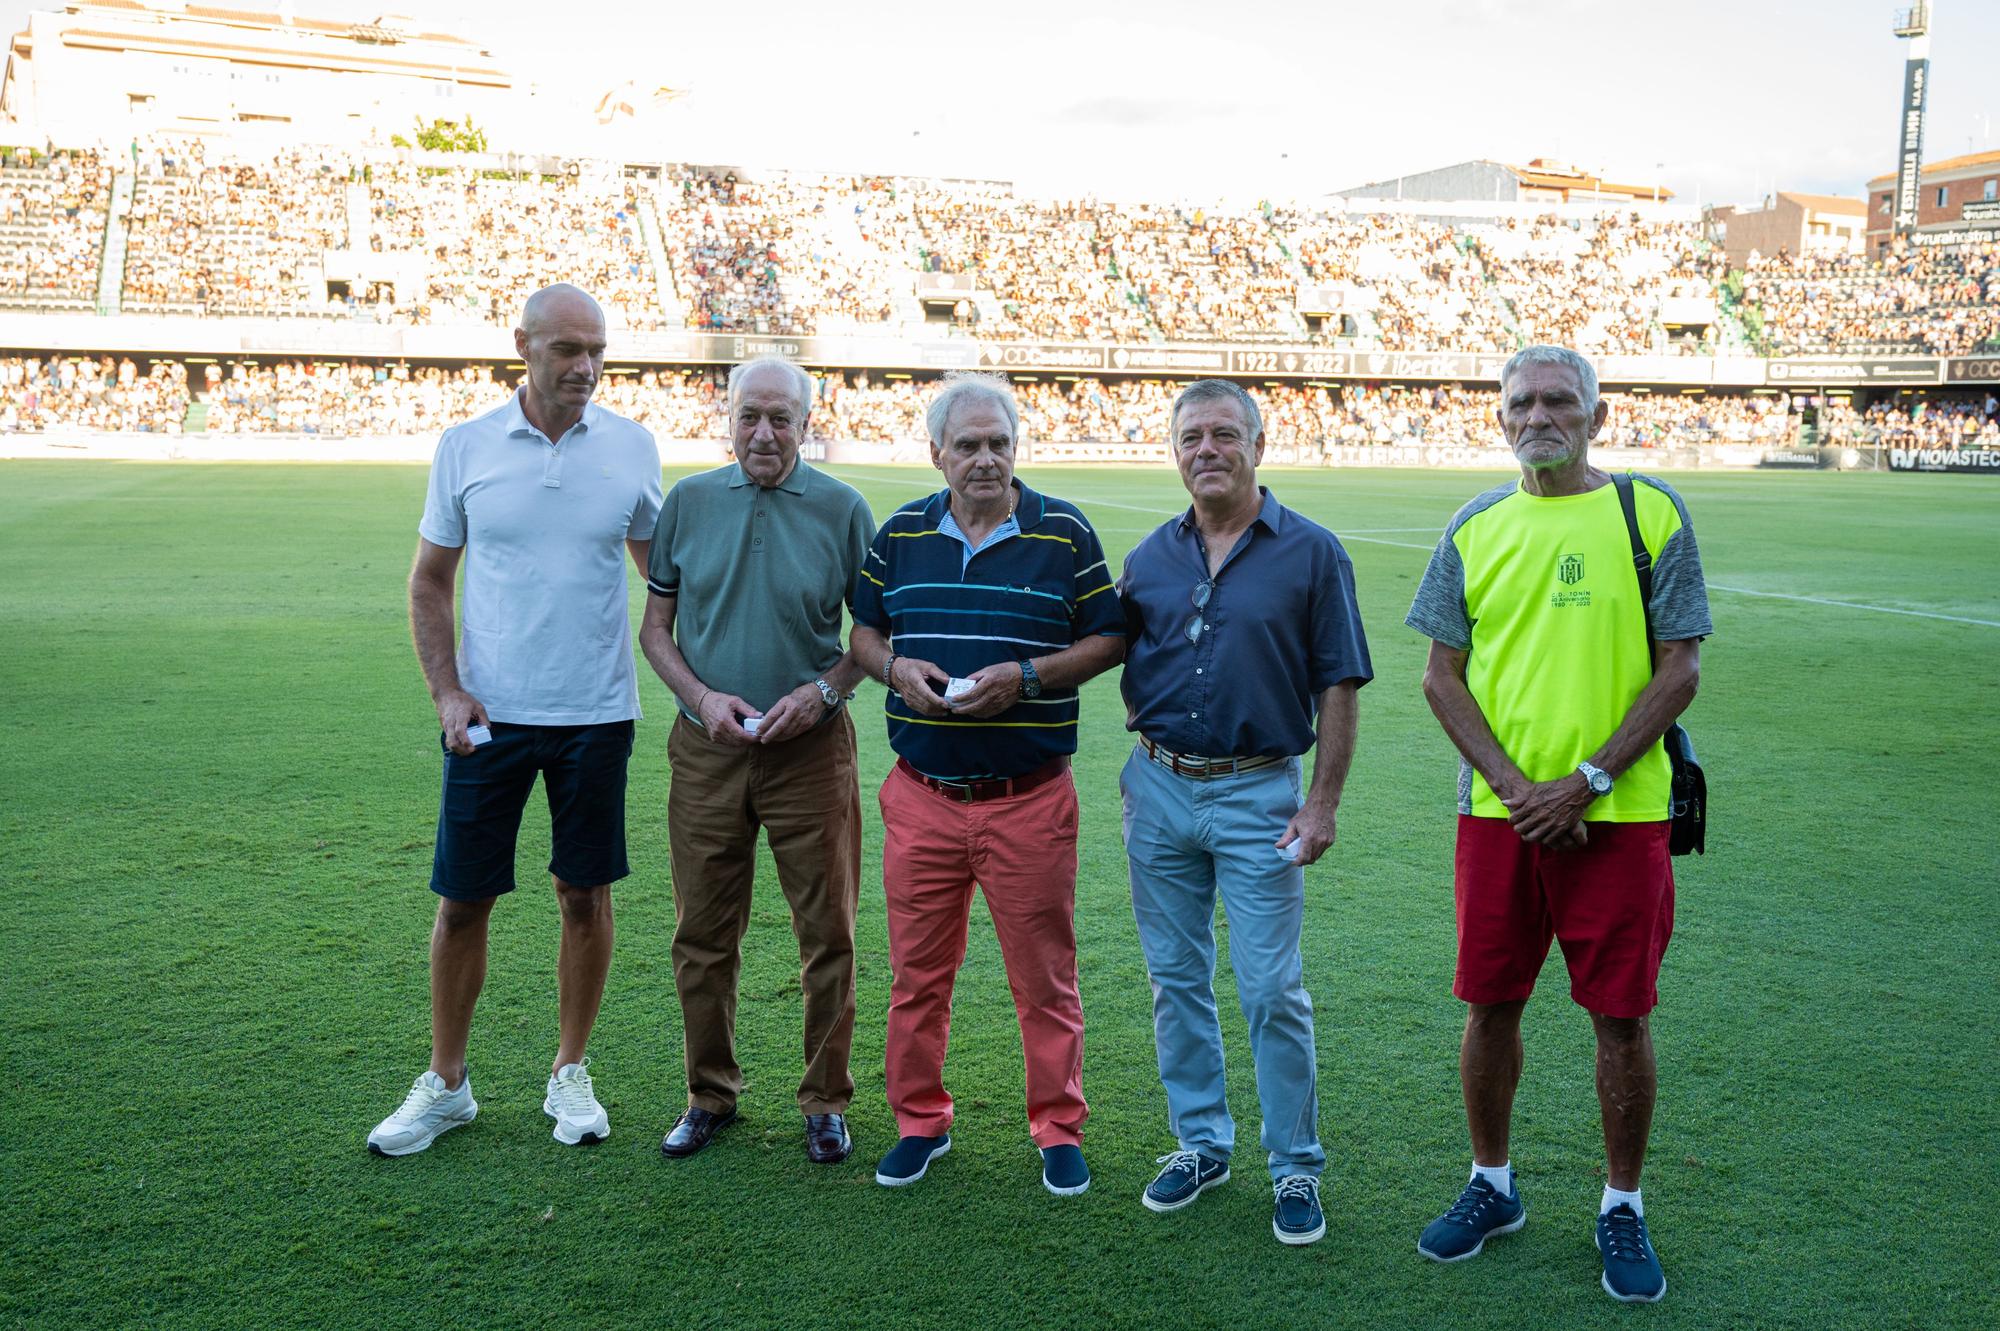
[1499, 345, 1599, 414]
[925, 370, 1019, 447]
[727, 356, 815, 421]
[1167, 379, 1263, 447]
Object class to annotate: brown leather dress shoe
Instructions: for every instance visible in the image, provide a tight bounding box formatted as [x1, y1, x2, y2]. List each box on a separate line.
[804, 1112, 852, 1164]
[660, 1106, 736, 1159]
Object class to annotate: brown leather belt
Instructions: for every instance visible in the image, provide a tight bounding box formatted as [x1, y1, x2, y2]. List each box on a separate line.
[897, 755, 1069, 803]
[1140, 736, 1284, 781]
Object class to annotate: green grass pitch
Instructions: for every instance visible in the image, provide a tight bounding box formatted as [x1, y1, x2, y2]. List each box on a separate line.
[3, 461, 1995, 1329]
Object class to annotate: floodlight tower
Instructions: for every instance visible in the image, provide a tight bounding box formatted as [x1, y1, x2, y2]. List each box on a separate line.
[1888, 1, 1934, 240]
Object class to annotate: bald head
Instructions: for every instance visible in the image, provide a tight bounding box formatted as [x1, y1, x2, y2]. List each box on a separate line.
[520, 283, 604, 338]
[513, 284, 607, 426]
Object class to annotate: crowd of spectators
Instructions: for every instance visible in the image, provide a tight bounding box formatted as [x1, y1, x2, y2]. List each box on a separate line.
[366, 161, 663, 328]
[122, 147, 355, 315]
[0, 150, 111, 309]
[0, 357, 1859, 455]
[1821, 392, 2000, 450]
[6, 143, 2000, 360]
[1470, 213, 1726, 355]
[0, 354, 188, 431]
[1743, 242, 2000, 357]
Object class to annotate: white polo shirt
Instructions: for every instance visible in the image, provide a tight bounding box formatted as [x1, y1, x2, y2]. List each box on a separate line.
[419, 391, 664, 725]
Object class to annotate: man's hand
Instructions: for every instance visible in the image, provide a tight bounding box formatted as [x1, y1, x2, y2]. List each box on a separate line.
[695, 689, 761, 746]
[888, 656, 952, 718]
[945, 661, 1023, 719]
[755, 682, 828, 744]
[436, 687, 490, 756]
[1278, 800, 1338, 867]
[1504, 773, 1596, 846]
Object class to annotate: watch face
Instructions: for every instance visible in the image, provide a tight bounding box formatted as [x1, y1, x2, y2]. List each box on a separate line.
[1588, 769, 1612, 794]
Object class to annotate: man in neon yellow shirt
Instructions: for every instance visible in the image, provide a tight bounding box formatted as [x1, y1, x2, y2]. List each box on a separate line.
[1404, 345, 1711, 1304]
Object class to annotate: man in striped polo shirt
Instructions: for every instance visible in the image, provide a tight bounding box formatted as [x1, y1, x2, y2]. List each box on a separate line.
[849, 372, 1124, 1198]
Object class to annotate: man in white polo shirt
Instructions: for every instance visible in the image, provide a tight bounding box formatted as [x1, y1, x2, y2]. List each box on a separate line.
[367, 283, 664, 1157]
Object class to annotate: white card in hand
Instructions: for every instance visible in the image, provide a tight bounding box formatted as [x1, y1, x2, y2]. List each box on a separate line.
[742, 716, 763, 734]
[1276, 839, 1301, 862]
[945, 678, 975, 699]
[466, 724, 492, 748]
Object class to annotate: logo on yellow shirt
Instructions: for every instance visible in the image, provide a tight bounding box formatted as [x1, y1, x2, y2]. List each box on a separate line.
[1557, 553, 1585, 585]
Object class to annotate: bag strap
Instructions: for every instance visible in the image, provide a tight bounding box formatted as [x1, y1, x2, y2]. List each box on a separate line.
[1611, 472, 1656, 646]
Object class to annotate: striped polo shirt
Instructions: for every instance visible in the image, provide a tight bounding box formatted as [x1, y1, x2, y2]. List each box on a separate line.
[852, 479, 1122, 780]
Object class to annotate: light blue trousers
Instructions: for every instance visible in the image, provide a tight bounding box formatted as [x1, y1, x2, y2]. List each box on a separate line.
[1120, 747, 1324, 1181]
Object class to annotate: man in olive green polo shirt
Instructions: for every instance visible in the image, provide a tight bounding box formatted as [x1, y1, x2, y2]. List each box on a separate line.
[637, 357, 875, 1167]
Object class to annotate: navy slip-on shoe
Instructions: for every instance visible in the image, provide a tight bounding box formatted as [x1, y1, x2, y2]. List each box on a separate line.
[875, 1133, 951, 1187]
[1041, 1144, 1090, 1196]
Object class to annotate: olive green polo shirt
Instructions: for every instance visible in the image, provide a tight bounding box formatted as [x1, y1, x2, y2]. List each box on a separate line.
[646, 459, 875, 720]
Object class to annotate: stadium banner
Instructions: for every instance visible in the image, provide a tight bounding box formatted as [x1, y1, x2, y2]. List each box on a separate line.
[1886, 446, 2000, 474]
[1909, 226, 2000, 249]
[1765, 357, 1941, 386]
[1945, 357, 2000, 385]
[1756, 448, 1835, 470]
[1892, 55, 1929, 234]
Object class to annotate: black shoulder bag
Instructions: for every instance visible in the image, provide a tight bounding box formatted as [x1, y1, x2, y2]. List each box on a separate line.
[1612, 473, 1706, 856]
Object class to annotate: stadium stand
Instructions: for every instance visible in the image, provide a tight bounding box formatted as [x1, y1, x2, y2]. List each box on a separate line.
[0, 149, 110, 312]
[1742, 243, 2000, 357]
[0, 354, 1836, 453]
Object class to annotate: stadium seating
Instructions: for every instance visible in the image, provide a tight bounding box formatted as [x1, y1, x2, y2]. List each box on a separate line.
[2, 143, 1995, 360]
[4, 354, 1873, 452]
[0, 150, 110, 312]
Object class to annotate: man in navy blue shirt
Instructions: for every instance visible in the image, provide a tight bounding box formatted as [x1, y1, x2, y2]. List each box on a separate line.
[1117, 378, 1372, 1246]
[850, 372, 1124, 1198]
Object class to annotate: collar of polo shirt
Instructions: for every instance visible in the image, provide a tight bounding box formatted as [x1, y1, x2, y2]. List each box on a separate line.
[503, 388, 597, 444]
[727, 458, 812, 495]
[924, 477, 1048, 531]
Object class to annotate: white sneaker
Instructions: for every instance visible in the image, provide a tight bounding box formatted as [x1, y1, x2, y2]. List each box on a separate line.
[367, 1070, 477, 1156]
[544, 1060, 609, 1146]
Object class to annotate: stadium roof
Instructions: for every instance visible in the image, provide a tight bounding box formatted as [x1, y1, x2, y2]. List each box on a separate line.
[1507, 158, 1674, 201]
[1866, 148, 2000, 187]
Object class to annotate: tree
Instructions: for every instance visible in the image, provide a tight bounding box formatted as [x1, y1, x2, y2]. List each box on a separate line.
[408, 117, 488, 154]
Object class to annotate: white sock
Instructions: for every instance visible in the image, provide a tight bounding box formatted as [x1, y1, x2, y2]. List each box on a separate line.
[1601, 1184, 1643, 1217]
[1471, 1161, 1513, 1194]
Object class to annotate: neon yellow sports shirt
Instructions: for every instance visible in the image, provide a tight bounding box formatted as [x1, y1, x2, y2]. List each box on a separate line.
[1405, 474, 1713, 821]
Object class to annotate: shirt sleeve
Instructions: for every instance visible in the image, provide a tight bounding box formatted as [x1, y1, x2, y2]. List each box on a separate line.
[644, 483, 681, 598]
[628, 429, 664, 540]
[1404, 530, 1473, 650]
[842, 493, 876, 614]
[1641, 480, 1714, 641]
[851, 518, 892, 633]
[1070, 513, 1123, 638]
[416, 430, 465, 548]
[1308, 542, 1374, 690]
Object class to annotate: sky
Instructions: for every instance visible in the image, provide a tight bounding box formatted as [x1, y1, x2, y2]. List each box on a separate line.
[4, 0, 1996, 207]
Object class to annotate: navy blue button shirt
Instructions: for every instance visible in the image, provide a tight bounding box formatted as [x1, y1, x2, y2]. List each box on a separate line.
[1118, 488, 1372, 758]
[854, 480, 1123, 781]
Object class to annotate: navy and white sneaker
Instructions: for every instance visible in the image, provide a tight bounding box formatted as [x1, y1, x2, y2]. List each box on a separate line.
[1142, 1150, 1231, 1213]
[1597, 1204, 1667, 1303]
[874, 1134, 951, 1187]
[1418, 1175, 1527, 1262]
[1272, 1174, 1326, 1246]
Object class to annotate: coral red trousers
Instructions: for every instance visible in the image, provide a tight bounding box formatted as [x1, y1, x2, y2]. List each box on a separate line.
[878, 761, 1087, 1147]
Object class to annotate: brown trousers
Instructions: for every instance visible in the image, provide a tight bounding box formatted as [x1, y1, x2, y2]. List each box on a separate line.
[666, 709, 861, 1114]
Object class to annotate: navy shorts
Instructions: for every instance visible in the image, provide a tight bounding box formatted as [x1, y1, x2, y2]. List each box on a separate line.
[431, 720, 635, 902]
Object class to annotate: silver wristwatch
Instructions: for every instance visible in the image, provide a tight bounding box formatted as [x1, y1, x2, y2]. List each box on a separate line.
[813, 678, 841, 709]
[1576, 761, 1613, 797]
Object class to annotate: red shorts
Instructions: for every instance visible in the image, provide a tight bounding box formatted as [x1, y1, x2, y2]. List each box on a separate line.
[1453, 816, 1674, 1019]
